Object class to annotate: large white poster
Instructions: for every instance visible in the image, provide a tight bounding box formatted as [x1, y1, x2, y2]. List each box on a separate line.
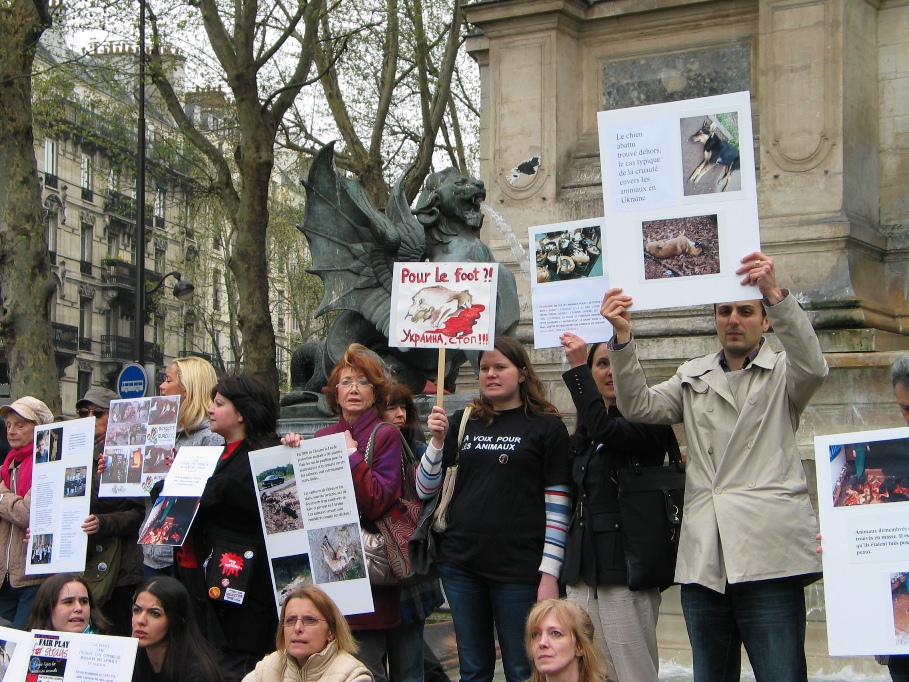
[26, 418, 95, 576]
[815, 427, 909, 655]
[98, 396, 180, 498]
[597, 91, 761, 311]
[19, 629, 138, 680]
[527, 218, 611, 349]
[249, 434, 374, 617]
[389, 261, 498, 350]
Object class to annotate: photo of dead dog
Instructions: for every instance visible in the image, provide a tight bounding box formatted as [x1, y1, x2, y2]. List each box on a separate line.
[681, 113, 741, 194]
[642, 214, 720, 280]
[307, 523, 365, 583]
[256, 463, 304, 535]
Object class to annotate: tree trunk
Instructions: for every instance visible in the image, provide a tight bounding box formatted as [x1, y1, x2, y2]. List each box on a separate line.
[228, 120, 279, 400]
[0, 0, 60, 413]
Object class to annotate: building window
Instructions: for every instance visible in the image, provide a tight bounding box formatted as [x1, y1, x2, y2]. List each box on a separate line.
[276, 289, 285, 328]
[79, 299, 92, 349]
[155, 245, 165, 274]
[80, 223, 93, 273]
[77, 370, 92, 401]
[45, 209, 58, 254]
[183, 323, 195, 355]
[213, 230, 222, 251]
[81, 154, 94, 202]
[212, 276, 221, 309]
[44, 139, 57, 177]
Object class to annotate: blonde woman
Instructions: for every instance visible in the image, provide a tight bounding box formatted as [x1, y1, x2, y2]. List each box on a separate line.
[144, 357, 224, 579]
[526, 599, 608, 682]
[243, 586, 372, 682]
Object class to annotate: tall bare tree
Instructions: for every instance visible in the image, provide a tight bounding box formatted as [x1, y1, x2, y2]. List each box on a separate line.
[0, 0, 61, 411]
[144, 0, 323, 400]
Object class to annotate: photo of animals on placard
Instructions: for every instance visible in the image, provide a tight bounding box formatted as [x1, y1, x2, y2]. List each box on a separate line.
[255, 462, 304, 535]
[534, 226, 604, 284]
[829, 439, 909, 508]
[641, 214, 720, 280]
[307, 523, 365, 584]
[272, 554, 313, 604]
[680, 113, 741, 195]
[893, 572, 909, 644]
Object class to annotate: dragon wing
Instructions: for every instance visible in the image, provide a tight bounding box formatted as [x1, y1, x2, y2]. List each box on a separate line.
[299, 143, 425, 337]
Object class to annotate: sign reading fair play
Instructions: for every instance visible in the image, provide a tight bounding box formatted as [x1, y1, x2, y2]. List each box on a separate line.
[390, 261, 498, 350]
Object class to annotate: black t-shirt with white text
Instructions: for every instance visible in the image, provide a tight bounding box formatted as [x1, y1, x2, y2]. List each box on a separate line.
[438, 407, 570, 584]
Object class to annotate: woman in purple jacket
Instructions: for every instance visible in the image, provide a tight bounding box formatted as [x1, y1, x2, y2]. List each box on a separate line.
[284, 343, 403, 682]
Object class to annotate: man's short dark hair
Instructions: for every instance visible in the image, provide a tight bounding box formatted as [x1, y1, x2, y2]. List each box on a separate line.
[891, 353, 909, 389]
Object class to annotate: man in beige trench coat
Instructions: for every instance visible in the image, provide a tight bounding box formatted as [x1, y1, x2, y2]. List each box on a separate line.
[601, 251, 828, 682]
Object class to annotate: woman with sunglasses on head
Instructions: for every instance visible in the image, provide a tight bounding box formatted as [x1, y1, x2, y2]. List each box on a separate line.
[243, 586, 372, 682]
[558, 332, 679, 682]
[526, 598, 608, 682]
[282, 344, 403, 682]
[77, 387, 145, 636]
[416, 337, 572, 682]
[131, 576, 225, 682]
[144, 357, 224, 581]
[25, 573, 111, 634]
[167, 373, 279, 680]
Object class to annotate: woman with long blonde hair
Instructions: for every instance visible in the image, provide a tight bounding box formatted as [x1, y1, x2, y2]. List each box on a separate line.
[526, 599, 608, 682]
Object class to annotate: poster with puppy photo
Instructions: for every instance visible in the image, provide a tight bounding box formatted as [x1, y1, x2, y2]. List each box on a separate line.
[597, 91, 761, 311]
[527, 218, 612, 349]
[389, 261, 498, 350]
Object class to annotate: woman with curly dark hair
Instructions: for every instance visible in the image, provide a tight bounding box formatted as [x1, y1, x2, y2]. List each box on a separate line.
[416, 336, 572, 682]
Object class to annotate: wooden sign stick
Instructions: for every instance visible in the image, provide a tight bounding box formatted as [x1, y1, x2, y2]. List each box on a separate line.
[436, 348, 445, 409]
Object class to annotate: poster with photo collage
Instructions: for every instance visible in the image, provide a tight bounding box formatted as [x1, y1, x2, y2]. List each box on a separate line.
[98, 395, 181, 498]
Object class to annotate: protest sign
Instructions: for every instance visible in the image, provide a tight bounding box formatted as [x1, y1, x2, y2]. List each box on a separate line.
[98, 396, 180, 498]
[249, 434, 374, 617]
[26, 418, 94, 576]
[815, 427, 909, 655]
[389, 261, 498, 351]
[527, 218, 611, 348]
[0, 624, 30, 680]
[597, 91, 761, 311]
[21, 629, 138, 681]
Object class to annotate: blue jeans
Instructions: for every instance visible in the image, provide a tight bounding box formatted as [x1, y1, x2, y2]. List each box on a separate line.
[0, 581, 39, 630]
[387, 620, 425, 682]
[438, 564, 536, 682]
[680, 578, 808, 682]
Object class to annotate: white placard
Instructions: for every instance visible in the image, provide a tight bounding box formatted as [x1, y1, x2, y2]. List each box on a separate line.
[527, 218, 612, 349]
[597, 91, 761, 312]
[136, 445, 223, 548]
[249, 435, 374, 617]
[25, 418, 95, 576]
[0, 624, 32, 680]
[21, 629, 138, 680]
[815, 427, 909, 655]
[389, 262, 498, 350]
[98, 395, 181, 497]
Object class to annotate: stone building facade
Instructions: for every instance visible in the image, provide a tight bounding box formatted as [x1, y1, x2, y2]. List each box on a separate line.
[462, 0, 909, 674]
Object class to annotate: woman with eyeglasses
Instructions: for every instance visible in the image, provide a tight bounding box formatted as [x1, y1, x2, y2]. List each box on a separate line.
[242, 586, 372, 682]
[131, 576, 225, 682]
[282, 344, 403, 682]
[144, 357, 224, 580]
[77, 387, 145, 636]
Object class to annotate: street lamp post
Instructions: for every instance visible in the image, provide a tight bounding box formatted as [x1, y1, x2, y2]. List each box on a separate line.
[133, 0, 147, 365]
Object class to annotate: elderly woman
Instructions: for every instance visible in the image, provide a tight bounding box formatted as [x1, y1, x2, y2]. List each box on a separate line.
[283, 343, 403, 682]
[0, 396, 54, 628]
[243, 586, 372, 682]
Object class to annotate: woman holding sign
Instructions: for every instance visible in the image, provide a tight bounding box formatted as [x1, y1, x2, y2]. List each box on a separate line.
[559, 333, 678, 682]
[417, 337, 572, 682]
[282, 344, 404, 682]
[173, 373, 280, 680]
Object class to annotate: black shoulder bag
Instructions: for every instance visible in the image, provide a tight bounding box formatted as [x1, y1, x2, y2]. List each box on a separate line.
[615, 437, 685, 591]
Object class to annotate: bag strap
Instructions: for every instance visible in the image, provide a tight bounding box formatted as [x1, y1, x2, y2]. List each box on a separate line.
[453, 405, 472, 465]
[627, 430, 685, 474]
[364, 422, 416, 468]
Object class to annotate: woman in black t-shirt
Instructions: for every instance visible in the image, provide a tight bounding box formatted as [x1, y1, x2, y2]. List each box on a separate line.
[417, 337, 571, 682]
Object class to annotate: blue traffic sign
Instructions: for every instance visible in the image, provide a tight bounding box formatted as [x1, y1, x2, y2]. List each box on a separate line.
[117, 364, 148, 399]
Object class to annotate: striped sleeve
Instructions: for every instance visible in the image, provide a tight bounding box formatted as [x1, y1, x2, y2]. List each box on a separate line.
[415, 441, 444, 500]
[539, 484, 572, 578]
